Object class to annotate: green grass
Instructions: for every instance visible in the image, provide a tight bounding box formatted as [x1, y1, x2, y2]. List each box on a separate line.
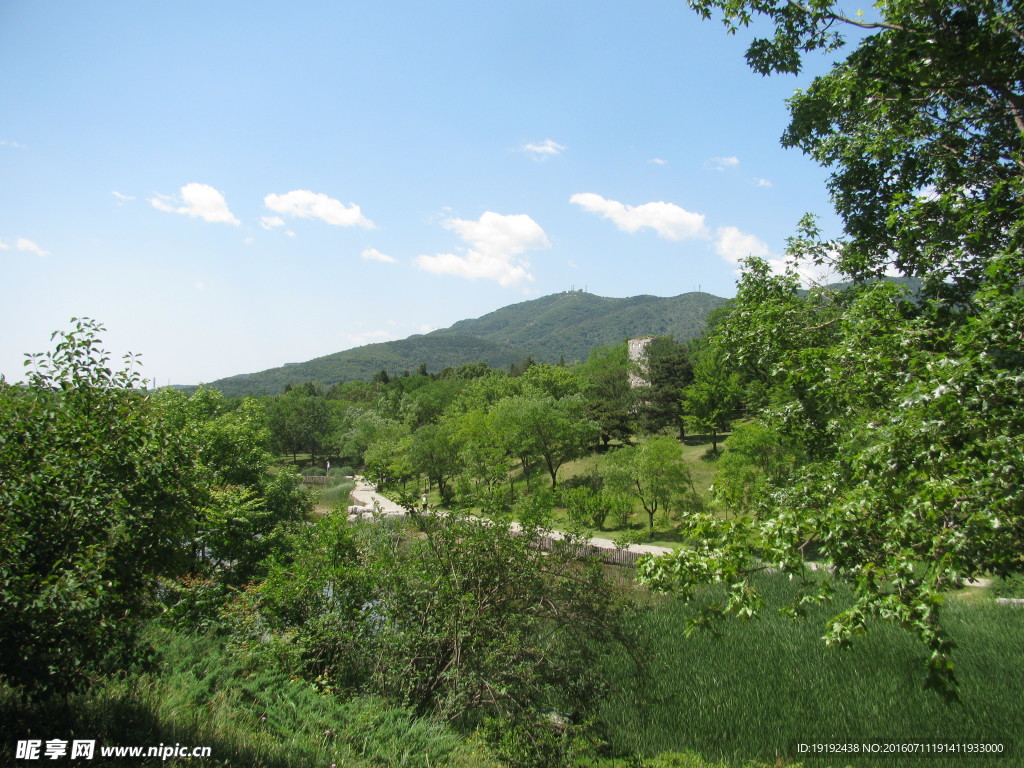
[318, 477, 356, 508]
[0, 628, 496, 768]
[597, 573, 1024, 768]
[677, 437, 721, 499]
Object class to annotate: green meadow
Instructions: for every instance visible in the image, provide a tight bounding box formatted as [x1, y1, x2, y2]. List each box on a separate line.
[598, 574, 1024, 767]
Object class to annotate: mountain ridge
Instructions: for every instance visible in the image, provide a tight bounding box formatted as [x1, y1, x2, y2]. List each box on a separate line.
[207, 290, 728, 396]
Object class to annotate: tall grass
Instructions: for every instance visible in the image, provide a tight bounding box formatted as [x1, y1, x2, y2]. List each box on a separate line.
[0, 628, 495, 767]
[599, 574, 1024, 767]
[319, 476, 356, 508]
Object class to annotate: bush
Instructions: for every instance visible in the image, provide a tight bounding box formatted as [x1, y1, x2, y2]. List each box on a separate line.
[226, 512, 638, 766]
[992, 572, 1024, 599]
[158, 575, 234, 635]
[562, 485, 605, 530]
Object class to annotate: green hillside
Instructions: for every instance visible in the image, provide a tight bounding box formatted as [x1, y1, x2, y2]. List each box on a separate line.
[209, 334, 523, 396]
[208, 290, 728, 396]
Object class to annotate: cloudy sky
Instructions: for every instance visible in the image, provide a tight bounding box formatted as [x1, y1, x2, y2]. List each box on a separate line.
[1, 1, 844, 386]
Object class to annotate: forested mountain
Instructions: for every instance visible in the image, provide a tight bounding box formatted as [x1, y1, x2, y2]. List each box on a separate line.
[208, 290, 727, 396]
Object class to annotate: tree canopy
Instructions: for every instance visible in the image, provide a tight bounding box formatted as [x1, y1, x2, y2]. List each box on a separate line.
[0, 320, 204, 696]
[638, 0, 1024, 696]
[690, 0, 1023, 296]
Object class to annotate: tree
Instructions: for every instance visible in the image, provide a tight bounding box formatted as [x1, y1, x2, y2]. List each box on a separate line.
[579, 343, 636, 447]
[682, 347, 741, 453]
[635, 1, 1024, 694]
[449, 408, 512, 511]
[268, 387, 330, 464]
[490, 394, 539, 489]
[162, 387, 271, 487]
[642, 259, 1024, 695]
[519, 362, 586, 400]
[690, 0, 1023, 298]
[267, 391, 303, 462]
[333, 407, 404, 467]
[559, 485, 623, 532]
[712, 420, 796, 518]
[637, 336, 693, 437]
[398, 376, 464, 429]
[496, 394, 598, 490]
[158, 386, 311, 583]
[601, 437, 694, 537]
[409, 422, 459, 505]
[364, 433, 414, 491]
[0, 319, 203, 697]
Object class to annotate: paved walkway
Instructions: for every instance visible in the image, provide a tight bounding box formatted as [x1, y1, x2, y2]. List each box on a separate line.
[349, 477, 409, 515]
[347, 477, 673, 558]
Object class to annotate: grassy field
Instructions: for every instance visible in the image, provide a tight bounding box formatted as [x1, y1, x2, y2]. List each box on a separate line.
[598, 573, 1024, 767]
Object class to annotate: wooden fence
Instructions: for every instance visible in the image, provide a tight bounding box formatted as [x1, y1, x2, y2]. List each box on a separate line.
[527, 533, 648, 567]
[301, 475, 332, 485]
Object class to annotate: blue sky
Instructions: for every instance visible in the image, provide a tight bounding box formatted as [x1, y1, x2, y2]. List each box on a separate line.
[1, 0, 845, 386]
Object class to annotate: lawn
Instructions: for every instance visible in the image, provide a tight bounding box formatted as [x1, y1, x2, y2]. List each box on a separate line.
[597, 572, 1024, 767]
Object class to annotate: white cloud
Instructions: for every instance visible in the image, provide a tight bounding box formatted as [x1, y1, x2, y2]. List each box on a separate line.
[520, 139, 565, 158]
[260, 215, 285, 230]
[264, 190, 374, 229]
[706, 156, 740, 171]
[149, 196, 175, 213]
[570, 192, 708, 241]
[714, 225, 837, 287]
[149, 183, 240, 225]
[416, 211, 550, 287]
[649, 157, 667, 165]
[751, 177, 773, 188]
[17, 238, 48, 257]
[194, 281, 207, 291]
[714, 226, 772, 264]
[0, 139, 24, 148]
[112, 190, 135, 202]
[361, 248, 396, 263]
[1, 238, 49, 257]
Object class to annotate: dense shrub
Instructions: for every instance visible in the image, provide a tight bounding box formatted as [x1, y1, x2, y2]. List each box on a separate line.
[226, 512, 638, 766]
[0, 320, 203, 697]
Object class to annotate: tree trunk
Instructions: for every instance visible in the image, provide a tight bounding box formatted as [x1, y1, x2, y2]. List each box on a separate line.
[545, 455, 558, 490]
